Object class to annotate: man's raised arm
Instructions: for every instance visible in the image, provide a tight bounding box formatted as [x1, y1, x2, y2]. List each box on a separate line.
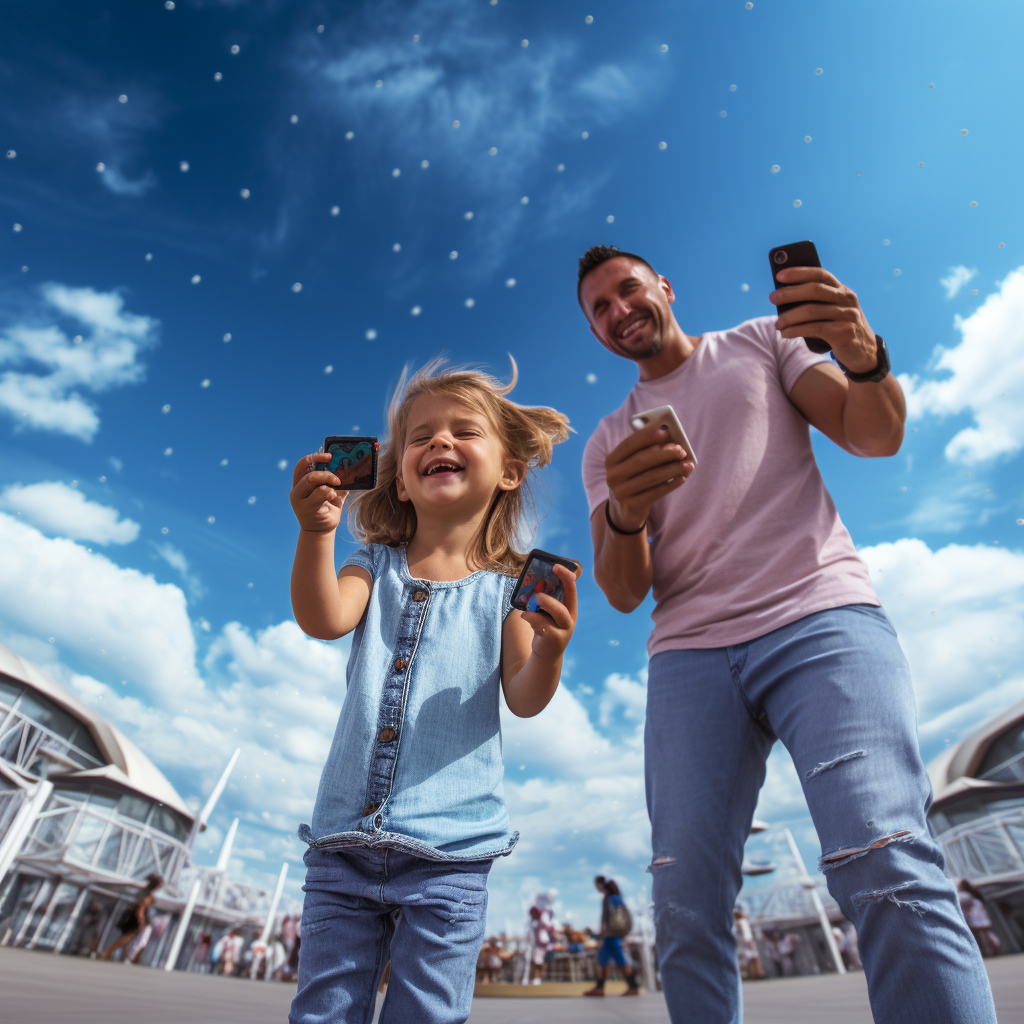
[590, 423, 693, 613]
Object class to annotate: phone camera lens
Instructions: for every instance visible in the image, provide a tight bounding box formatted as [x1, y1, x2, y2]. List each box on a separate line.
[774, 251, 788, 265]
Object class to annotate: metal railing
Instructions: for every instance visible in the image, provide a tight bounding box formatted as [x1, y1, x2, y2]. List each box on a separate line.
[938, 805, 1024, 883]
[980, 749, 1024, 784]
[174, 864, 273, 920]
[0, 702, 104, 775]
[741, 878, 842, 925]
[19, 793, 190, 886]
[0, 786, 25, 837]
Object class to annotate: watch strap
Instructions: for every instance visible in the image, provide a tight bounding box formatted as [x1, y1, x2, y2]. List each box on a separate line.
[836, 335, 890, 383]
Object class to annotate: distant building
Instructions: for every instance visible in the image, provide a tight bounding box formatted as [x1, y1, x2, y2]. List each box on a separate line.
[927, 697, 1024, 953]
[0, 642, 281, 968]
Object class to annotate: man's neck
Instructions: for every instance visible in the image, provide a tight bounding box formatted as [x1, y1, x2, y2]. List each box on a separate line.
[637, 324, 702, 382]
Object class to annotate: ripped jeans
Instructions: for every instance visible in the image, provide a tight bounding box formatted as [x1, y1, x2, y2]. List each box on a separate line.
[289, 846, 491, 1024]
[646, 604, 996, 1024]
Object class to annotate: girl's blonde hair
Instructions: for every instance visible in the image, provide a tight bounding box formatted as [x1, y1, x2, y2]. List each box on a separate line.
[346, 356, 570, 575]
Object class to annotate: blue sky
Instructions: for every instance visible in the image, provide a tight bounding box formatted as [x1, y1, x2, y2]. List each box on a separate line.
[1, 0, 1022, 929]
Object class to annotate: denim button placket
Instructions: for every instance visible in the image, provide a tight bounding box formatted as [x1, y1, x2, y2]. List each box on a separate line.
[361, 582, 430, 832]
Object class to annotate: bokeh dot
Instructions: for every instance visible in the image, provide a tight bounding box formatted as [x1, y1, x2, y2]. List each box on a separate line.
[658, 141, 667, 150]
[324, 365, 333, 374]
[231, 44, 240, 54]
[586, 373, 597, 383]
[815, 67, 823, 75]
[918, 162, 924, 167]
[449, 250, 458, 260]
[719, 110, 727, 118]
[392, 168, 401, 177]
[393, 242, 401, 252]
[606, 214, 615, 223]
[292, 282, 303, 292]
[411, 306, 421, 316]
[290, 114, 299, 124]
[119, 94, 128, 104]
[730, 84, 737, 92]
[331, 205, 340, 216]
[223, 333, 232, 342]
[969, 201, 978, 207]
[145, 253, 153, 261]
[894, 269, 901, 276]
[214, 72, 222, 81]
[928, 83, 934, 89]
[164, 1, 174, 8]
[521, 39, 529, 47]
[581, 131, 589, 139]
[661, 44, 669, 53]
[240, 188, 250, 198]
[247, 496, 256, 505]
[452, 120, 460, 128]
[745, 1, 753, 8]
[191, 274, 201, 284]
[96, 162, 105, 172]
[464, 211, 474, 220]
[520, 196, 529, 205]
[179, 160, 189, 172]
[585, 15, 593, 23]
[556, 163, 565, 172]
[489, 146, 498, 156]
[200, 379, 211, 388]
[317, 25, 324, 33]
[366, 329, 377, 340]
[505, 278, 516, 288]
[375, 80, 383, 88]
[771, 164, 780, 173]
[162, 404, 171, 414]
[883, 239, 890, 246]
[5, 150, 14, 159]
[804, 135, 812, 143]
[345, 131, 354, 140]
[741, 283, 750, 292]
[465, 298, 475, 308]
[208, 516, 215, 523]
[998, 242, 1005, 248]
[420, 159, 429, 169]
[793, 199, 802, 207]
[960, 129, 968, 136]
[164, 448, 173, 456]
[12, 223, 22, 232]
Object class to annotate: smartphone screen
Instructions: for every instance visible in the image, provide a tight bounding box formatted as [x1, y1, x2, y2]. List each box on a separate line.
[510, 550, 578, 616]
[322, 436, 378, 490]
[768, 240, 829, 353]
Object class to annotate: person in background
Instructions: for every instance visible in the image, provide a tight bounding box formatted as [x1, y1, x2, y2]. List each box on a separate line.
[584, 876, 641, 997]
[528, 905, 554, 984]
[101, 874, 162, 962]
[734, 908, 764, 980]
[777, 931, 802, 977]
[833, 923, 862, 971]
[958, 880, 1002, 957]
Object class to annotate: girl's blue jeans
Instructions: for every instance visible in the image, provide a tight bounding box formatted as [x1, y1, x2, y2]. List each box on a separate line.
[646, 604, 997, 1024]
[289, 846, 491, 1024]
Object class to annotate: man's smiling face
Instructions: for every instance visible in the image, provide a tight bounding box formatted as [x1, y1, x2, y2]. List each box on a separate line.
[579, 256, 676, 363]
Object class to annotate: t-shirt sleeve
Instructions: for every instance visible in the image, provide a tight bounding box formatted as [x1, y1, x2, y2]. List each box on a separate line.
[581, 420, 613, 516]
[764, 318, 832, 394]
[340, 544, 379, 580]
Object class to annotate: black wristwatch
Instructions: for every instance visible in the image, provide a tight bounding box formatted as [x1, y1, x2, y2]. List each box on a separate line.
[835, 335, 890, 384]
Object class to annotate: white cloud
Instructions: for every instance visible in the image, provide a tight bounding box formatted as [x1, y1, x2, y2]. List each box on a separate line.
[0, 283, 158, 440]
[860, 537, 1024, 747]
[939, 264, 977, 299]
[900, 267, 1024, 463]
[0, 481, 140, 545]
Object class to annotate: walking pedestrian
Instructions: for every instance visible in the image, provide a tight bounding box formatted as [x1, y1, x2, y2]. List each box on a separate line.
[583, 876, 640, 997]
[101, 874, 162, 962]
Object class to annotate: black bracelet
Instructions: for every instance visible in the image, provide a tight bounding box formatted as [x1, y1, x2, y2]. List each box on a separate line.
[605, 501, 646, 535]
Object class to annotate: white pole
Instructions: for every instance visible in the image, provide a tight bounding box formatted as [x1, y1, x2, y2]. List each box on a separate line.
[783, 828, 845, 975]
[163, 873, 203, 972]
[254, 863, 288, 981]
[0, 779, 52, 882]
[216, 818, 239, 871]
[186, 749, 240, 850]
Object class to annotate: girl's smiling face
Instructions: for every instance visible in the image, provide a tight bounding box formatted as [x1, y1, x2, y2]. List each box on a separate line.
[394, 394, 524, 512]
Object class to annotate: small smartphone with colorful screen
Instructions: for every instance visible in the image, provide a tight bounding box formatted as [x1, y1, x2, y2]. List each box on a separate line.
[320, 436, 380, 491]
[511, 549, 580, 619]
[768, 240, 829, 353]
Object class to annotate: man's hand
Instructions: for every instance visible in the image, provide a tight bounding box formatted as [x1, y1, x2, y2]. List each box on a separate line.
[605, 423, 694, 532]
[771, 266, 879, 374]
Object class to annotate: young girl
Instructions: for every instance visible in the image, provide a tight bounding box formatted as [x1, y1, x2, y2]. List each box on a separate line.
[287, 359, 577, 1024]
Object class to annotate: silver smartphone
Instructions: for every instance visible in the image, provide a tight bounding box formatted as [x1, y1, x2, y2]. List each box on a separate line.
[630, 405, 698, 465]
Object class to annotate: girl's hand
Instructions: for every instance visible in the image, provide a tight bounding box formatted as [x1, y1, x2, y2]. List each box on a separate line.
[289, 453, 346, 533]
[520, 563, 580, 662]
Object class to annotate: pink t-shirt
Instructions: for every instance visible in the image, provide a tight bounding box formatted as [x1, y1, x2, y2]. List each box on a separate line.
[581, 316, 879, 654]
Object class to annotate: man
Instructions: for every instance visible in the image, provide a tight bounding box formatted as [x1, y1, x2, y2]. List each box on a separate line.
[578, 246, 996, 1023]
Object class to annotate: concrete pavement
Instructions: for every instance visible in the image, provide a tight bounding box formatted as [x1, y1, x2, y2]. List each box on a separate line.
[1, 946, 1020, 1023]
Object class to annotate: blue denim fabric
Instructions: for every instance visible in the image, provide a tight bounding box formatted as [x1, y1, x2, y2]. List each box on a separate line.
[289, 846, 491, 1024]
[645, 604, 997, 1024]
[304, 544, 518, 861]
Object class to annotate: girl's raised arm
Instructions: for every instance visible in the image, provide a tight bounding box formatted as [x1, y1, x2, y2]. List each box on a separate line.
[289, 453, 372, 640]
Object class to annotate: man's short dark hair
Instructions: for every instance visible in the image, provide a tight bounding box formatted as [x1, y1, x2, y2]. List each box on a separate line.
[577, 245, 657, 302]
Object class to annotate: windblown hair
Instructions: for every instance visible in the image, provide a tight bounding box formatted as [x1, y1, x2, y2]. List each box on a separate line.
[346, 357, 571, 576]
[577, 245, 656, 300]
[594, 874, 621, 896]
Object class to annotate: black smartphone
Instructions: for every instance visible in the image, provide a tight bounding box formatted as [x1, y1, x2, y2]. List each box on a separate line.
[768, 240, 829, 353]
[511, 549, 580, 619]
[320, 436, 380, 491]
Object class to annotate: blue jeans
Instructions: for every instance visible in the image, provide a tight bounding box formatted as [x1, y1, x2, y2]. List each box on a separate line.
[646, 604, 996, 1024]
[289, 846, 491, 1024]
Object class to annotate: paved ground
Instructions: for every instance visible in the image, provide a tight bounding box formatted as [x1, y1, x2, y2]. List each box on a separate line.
[1, 947, 1021, 1022]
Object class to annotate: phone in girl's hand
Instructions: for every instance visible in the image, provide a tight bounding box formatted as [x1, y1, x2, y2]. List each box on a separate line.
[320, 436, 380, 490]
[630, 405, 698, 465]
[511, 549, 580, 618]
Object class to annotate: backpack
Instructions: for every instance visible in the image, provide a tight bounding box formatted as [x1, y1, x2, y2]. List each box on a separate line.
[605, 896, 632, 938]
